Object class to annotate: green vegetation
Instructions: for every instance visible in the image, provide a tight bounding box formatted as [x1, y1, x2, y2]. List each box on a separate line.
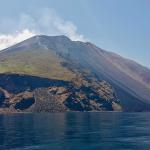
[0, 49, 76, 81]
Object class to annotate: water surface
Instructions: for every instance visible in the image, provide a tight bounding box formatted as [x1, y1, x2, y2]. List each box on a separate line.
[0, 112, 150, 150]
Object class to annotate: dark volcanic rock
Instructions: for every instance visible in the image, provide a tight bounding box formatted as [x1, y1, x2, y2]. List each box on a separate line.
[0, 89, 5, 106]
[0, 74, 69, 94]
[15, 97, 35, 110]
[0, 74, 122, 112]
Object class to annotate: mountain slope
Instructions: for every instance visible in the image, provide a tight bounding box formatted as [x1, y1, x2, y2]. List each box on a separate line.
[0, 42, 75, 81]
[0, 35, 150, 111]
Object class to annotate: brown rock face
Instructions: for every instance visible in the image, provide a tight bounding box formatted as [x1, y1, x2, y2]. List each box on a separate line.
[0, 74, 122, 112]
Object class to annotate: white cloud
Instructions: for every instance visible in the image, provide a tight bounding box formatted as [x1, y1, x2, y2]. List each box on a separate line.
[0, 29, 35, 50]
[0, 8, 86, 50]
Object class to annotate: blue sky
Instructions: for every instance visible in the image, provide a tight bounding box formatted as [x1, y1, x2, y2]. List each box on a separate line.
[0, 0, 149, 67]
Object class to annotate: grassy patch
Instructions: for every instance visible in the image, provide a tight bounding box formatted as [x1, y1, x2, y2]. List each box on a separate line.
[0, 49, 76, 81]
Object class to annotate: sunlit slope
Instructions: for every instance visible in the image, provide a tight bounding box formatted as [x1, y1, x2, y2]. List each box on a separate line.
[0, 48, 75, 81]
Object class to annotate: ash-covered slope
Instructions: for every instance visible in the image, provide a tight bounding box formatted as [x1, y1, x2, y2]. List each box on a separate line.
[0, 35, 150, 111]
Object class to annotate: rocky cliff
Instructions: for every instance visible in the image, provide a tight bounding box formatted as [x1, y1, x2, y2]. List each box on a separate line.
[0, 74, 122, 112]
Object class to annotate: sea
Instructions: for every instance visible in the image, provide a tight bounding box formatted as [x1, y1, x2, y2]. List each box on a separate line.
[0, 112, 150, 150]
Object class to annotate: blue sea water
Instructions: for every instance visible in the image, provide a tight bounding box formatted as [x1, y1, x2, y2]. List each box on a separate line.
[0, 112, 150, 150]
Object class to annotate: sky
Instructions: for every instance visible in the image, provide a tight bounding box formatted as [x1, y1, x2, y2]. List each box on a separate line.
[0, 0, 149, 68]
